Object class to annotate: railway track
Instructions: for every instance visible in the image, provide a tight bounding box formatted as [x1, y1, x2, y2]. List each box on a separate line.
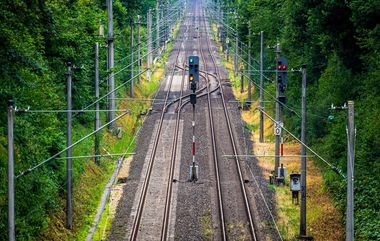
[128, 14, 190, 240]
[196, 1, 258, 240]
[126, 1, 258, 240]
[125, 3, 219, 238]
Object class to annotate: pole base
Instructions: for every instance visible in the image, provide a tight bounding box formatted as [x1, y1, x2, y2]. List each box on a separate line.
[297, 235, 314, 241]
[189, 165, 199, 182]
[243, 101, 251, 110]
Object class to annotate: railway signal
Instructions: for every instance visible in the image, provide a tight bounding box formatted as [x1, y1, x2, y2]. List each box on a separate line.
[277, 57, 288, 104]
[189, 56, 199, 182]
[189, 56, 199, 91]
[277, 57, 288, 87]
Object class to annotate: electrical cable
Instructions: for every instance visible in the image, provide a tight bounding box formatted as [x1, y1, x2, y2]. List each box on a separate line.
[206, 3, 346, 179]
[258, 108, 346, 179]
[226, 47, 301, 117]
[55, 153, 135, 160]
[16, 109, 130, 113]
[88, 68, 148, 112]
[16, 111, 130, 179]
[207, 8, 331, 122]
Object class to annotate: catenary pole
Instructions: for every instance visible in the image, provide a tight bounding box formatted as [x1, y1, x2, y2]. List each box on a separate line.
[259, 31, 264, 143]
[137, 15, 141, 84]
[274, 43, 281, 178]
[300, 65, 307, 236]
[7, 100, 15, 241]
[225, 11, 229, 61]
[156, 1, 160, 59]
[234, 13, 238, 76]
[66, 62, 73, 229]
[220, 10, 224, 51]
[95, 43, 100, 165]
[164, 0, 167, 51]
[107, 0, 115, 127]
[247, 23, 252, 101]
[162, 0, 166, 51]
[147, 8, 152, 81]
[240, 69, 244, 93]
[130, 18, 134, 98]
[346, 101, 355, 241]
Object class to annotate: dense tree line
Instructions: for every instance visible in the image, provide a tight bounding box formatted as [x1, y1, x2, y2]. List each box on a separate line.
[0, 0, 378, 239]
[0, 0, 156, 239]
[222, 0, 379, 239]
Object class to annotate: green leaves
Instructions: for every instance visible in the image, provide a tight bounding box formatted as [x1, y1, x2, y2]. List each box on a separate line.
[0, 0, 153, 239]
[229, 0, 380, 239]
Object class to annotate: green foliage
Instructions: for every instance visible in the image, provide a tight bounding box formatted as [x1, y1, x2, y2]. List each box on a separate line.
[0, 0, 157, 239]
[224, 0, 380, 239]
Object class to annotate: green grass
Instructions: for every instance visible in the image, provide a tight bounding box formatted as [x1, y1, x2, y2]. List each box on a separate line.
[244, 123, 259, 132]
[72, 161, 115, 241]
[201, 211, 214, 240]
[91, 195, 111, 241]
[276, 185, 300, 240]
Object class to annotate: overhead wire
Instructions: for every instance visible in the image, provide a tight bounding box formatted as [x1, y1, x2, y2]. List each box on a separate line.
[14, 0, 186, 178]
[16, 109, 130, 113]
[206, 3, 332, 122]
[100, 4, 184, 83]
[258, 108, 346, 178]
[16, 111, 130, 178]
[85, 22, 183, 112]
[224, 43, 301, 117]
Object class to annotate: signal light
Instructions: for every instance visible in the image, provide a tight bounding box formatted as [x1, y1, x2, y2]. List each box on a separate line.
[189, 56, 199, 91]
[277, 63, 287, 70]
[276, 57, 288, 92]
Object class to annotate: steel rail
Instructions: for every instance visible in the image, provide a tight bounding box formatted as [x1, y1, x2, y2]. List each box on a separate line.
[201, 4, 258, 240]
[174, 65, 221, 110]
[128, 19, 186, 241]
[160, 48, 187, 241]
[196, 4, 227, 241]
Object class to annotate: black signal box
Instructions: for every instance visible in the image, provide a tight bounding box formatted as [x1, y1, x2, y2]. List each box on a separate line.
[189, 56, 199, 83]
[277, 57, 288, 88]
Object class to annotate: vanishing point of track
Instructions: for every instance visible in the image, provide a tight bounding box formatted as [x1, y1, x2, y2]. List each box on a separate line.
[129, 1, 258, 240]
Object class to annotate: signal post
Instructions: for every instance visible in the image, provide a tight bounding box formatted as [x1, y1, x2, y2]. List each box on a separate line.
[274, 43, 288, 183]
[189, 56, 199, 182]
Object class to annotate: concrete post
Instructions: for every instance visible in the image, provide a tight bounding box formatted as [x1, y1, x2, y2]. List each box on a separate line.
[240, 70, 244, 93]
[7, 100, 15, 241]
[234, 14, 238, 76]
[259, 31, 264, 143]
[346, 101, 355, 241]
[156, 1, 160, 58]
[66, 62, 73, 229]
[95, 43, 100, 165]
[300, 65, 307, 236]
[274, 43, 281, 178]
[130, 19, 134, 98]
[147, 8, 153, 81]
[247, 23, 251, 101]
[137, 15, 141, 84]
[107, 0, 115, 127]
